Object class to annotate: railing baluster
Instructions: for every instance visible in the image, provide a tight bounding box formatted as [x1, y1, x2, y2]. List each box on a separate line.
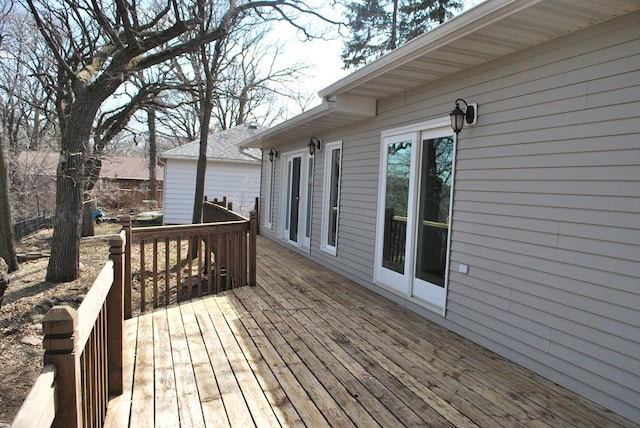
[216, 233, 222, 293]
[206, 234, 213, 294]
[153, 239, 158, 308]
[242, 228, 247, 286]
[165, 237, 170, 306]
[233, 231, 239, 289]
[176, 237, 182, 303]
[81, 350, 88, 427]
[196, 235, 201, 296]
[100, 309, 107, 427]
[187, 239, 193, 299]
[140, 240, 146, 313]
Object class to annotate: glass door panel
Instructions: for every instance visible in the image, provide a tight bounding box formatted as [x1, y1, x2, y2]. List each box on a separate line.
[382, 141, 412, 274]
[413, 135, 454, 307]
[288, 156, 301, 242]
[375, 132, 417, 295]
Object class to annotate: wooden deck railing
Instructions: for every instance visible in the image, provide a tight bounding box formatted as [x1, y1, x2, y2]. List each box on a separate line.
[13, 201, 256, 426]
[123, 205, 257, 318]
[12, 233, 125, 428]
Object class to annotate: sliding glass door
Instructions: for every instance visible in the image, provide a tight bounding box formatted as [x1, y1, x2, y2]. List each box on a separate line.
[282, 150, 312, 250]
[375, 121, 454, 312]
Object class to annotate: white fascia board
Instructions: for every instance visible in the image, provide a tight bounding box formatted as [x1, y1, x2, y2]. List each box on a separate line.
[160, 154, 259, 164]
[333, 94, 377, 117]
[318, 0, 542, 98]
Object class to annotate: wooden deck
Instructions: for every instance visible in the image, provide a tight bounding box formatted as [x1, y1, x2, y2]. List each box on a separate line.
[105, 236, 635, 427]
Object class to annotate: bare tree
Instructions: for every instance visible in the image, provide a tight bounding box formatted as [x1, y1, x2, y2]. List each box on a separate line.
[20, 0, 334, 282]
[164, 22, 312, 226]
[0, 131, 18, 273]
[0, 3, 20, 272]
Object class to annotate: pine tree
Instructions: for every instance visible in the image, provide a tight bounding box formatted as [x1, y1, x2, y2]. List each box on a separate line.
[341, 0, 462, 69]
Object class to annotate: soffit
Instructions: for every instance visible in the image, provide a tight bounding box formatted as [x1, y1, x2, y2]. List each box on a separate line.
[322, 0, 640, 99]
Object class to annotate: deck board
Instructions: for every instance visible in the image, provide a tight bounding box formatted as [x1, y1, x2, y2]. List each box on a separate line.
[106, 236, 637, 427]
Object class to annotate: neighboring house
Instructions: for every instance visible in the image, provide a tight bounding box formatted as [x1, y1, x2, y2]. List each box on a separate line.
[14, 151, 162, 209]
[159, 123, 263, 223]
[242, 0, 640, 423]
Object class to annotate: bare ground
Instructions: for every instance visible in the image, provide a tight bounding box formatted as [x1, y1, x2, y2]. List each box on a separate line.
[0, 223, 121, 424]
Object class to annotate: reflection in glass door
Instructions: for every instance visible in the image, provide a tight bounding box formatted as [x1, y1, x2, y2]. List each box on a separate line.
[382, 141, 412, 274]
[412, 136, 453, 307]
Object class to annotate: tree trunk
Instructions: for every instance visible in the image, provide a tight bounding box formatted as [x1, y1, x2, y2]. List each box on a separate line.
[148, 107, 157, 198]
[0, 134, 18, 273]
[191, 47, 215, 226]
[46, 96, 102, 282]
[81, 200, 96, 237]
[81, 156, 102, 237]
[390, 0, 399, 50]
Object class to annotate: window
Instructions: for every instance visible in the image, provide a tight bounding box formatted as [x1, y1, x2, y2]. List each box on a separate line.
[321, 141, 342, 255]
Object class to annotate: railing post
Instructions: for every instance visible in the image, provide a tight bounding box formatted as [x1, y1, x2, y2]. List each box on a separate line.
[43, 306, 81, 428]
[107, 232, 124, 395]
[122, 215, 132, 319]
[249, 210, 257, 287]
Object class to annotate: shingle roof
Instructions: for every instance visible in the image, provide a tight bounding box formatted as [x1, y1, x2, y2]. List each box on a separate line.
[160, 123, 264, 163]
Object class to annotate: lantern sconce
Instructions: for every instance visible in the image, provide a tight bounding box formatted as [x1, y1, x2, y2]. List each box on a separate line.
[308, 137, 322, 156]
[268, 148, 279, 162]
[449, 98, 478, 136]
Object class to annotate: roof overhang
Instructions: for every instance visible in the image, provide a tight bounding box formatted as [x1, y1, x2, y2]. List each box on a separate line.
[243, 94, 376, 148]
[242, 0, 640, 149]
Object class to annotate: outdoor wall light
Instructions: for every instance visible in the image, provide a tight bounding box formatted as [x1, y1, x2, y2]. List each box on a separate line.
[450, 98, 478, 135]
[268, 148, 279, 162]
[308, 137, 322, 156]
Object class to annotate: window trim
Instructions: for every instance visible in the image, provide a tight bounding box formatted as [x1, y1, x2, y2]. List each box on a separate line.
[264, 155, 274, 229]
[320, 140, 343, 256]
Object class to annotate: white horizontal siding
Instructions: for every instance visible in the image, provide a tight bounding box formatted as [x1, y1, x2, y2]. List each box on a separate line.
[163, 159, 260, 224]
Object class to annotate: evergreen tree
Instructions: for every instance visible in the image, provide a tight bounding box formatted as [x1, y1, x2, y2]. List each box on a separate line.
[341, 0, 462, 69]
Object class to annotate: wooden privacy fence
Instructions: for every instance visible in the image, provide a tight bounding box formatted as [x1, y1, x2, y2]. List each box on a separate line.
[12, 233, 125, 428]
[122, 204, 257, 318]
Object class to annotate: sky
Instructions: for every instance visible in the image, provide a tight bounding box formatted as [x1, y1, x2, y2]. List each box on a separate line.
[270, 0, 487, 108]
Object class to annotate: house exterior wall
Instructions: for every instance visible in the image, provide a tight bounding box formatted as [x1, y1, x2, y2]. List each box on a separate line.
[163, 158, 260, 224]
[260, 11, 640, 422]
